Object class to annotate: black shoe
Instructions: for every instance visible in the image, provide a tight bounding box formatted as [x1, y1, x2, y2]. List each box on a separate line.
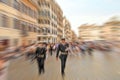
[39, 73, 41, 75]
[61, 72, 65, 76]
[43, 70, 45, 74]
[39, 71, 42, 75]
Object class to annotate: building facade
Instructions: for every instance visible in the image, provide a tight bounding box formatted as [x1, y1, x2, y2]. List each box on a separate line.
[100, 21, 120, 41]
[37, 0, 63, 43]
[78, 19, 120, 42]
[0, 0, 39, 48]
[71, 30, 78, 42]
[78, 24, 101, 41]
[63, 17, 72, 42]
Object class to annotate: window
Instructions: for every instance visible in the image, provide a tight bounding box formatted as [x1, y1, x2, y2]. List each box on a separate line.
[20, 3, 35, 18]
[43, 28, 47, 35]
[48, 11, 50, 18]
[13, 0, 20, 10]
[45, 20, 47, 24]
[0, 14, 2, 27]
[20, 22, 28, 37]
[38, 1, 40, 6]
[38, 37, 41, 41]
[48, 20, 50, 24]
[111, 27, 120, 30]
[30, 24, 34, 32]
[38, 19, 41, 24]
[13, 38, 18, 46]
[34, 27, 36, 32]
[42, 20, 45, 24]
[13, 18, 20, 29]
[39, 10, 50, 17]
[28, 25, 32, 32]
[47, 3, 49, 7]
[34, 11, 37, 19]
[1, 14, 9, 27]
[48, 28, 50, 33]
[21, 3, 26, 13]
[38, 29, 40, 33]
[21, 21, 29, 31]
[21, 24, 25, 30]
[28, 23, 32, 32]
[29, 8, 33, 17]
[24, 5, 28, 15]
[0, 0, 10, 6]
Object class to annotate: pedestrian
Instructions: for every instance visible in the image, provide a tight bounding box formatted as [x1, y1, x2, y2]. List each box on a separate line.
[52, 43, 56, 51]
[68, 42, 74, 56]
[80, 42, 87, 54]
[50, 43, 53, 56]
[55, 43, 59, 50]
[35, 43, 46, 75]
[45, 43, 50, 59]
[56, 38, 69, 76]
[87, 42, 94, 55]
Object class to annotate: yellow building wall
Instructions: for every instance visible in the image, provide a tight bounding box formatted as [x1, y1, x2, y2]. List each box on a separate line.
[0, 1, 38, 46]
[0, 27, 22, 46]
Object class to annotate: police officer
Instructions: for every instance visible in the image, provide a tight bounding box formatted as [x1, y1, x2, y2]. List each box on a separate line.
[36, 43, 46, 75]
[56, 38, 69, 75]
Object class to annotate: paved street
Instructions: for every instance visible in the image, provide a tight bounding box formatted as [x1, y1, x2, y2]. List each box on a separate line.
[7, 50, 120, 80]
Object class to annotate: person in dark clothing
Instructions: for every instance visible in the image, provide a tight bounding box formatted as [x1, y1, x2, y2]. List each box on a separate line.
[56, 38, 69, 76]
[87, 43, 94, 55]
[36, 43, 46, 75]
[80, 42, 87, 54]
[49, 44, 53, 56]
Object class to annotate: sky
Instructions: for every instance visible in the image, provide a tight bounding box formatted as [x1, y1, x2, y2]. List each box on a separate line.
[56, 0, 120, 35]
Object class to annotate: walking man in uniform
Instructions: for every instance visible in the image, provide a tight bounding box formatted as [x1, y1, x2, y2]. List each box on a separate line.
[56, 38, 69, 76]
[35, 43, 46, 75]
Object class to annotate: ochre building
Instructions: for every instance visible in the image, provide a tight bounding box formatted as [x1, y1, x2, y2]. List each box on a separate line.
[0, 0, 39, 47]
[37, 0, 63, 43]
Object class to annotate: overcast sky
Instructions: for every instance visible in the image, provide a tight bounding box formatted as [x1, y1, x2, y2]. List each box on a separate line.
[56, 0, 120, 35]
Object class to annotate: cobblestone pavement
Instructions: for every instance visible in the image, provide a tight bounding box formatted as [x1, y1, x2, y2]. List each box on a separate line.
[7, 50, 120, 80]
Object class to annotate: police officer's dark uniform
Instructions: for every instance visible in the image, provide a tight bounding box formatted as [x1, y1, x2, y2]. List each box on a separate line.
[36, 43, 46, 74]
[56, 38, 69, 75]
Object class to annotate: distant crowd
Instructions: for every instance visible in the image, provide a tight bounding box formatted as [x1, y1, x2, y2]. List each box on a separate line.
[0, 40, 115, 77]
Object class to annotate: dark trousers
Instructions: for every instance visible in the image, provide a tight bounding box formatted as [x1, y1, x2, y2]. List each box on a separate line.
[59, 54, 68, 75]
[37, 58, 45, 74]
[81, 49, 85, 54]
[50, 49, 53, 56]
[88, 48, 93, 55]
